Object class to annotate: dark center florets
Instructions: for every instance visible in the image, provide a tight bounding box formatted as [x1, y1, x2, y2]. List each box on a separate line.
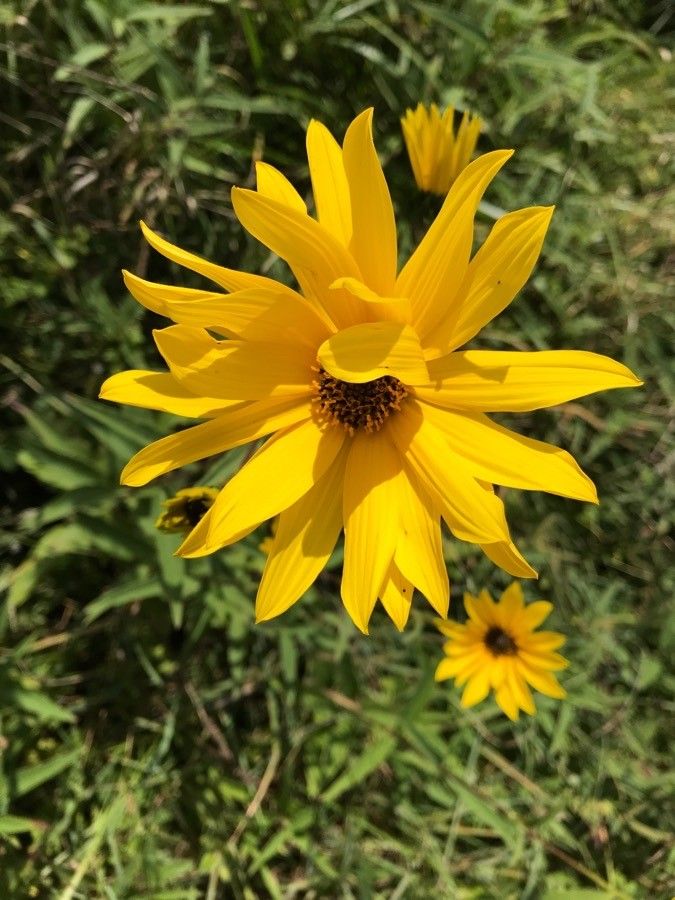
[313, 367, 408, 435]
[484, 626, 518, 656]
[183, 497, 213, 528]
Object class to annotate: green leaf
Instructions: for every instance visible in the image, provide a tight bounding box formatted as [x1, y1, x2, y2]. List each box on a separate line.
[12, 750, 80, 798]
[4, 685, 76, 724]
[63, 97, 96, 147]
[125, 4, 212, 24]
[33, 523, 96, 560]
[424, 780, 520, 848]
[0, 814, 46, 836]
[64, 394, 159, 462]
[16, 447, 100, 491]
[543, 891, 612, 900]
[320, 736, 397, 804]
[55, 43, 110, 80]
[3, 561, 40, 611]
[84, 577, 163, 622]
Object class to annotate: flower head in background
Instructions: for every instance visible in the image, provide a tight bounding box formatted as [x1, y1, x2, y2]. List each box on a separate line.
[435, 583, 567, 720]
[101, 107, 640, 633]
[155, 487, 218, 534]
[401, 103, 482, 194]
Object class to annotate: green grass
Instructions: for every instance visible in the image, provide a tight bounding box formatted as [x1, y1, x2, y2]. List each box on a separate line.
[1, 0, 673, 896]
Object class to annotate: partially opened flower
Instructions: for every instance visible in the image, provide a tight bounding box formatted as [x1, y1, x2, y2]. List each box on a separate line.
[156, 486, 218, 534]
[101, 107, 640, 633]
[435, 583, 568, 720]
[401, 103, 482, 194]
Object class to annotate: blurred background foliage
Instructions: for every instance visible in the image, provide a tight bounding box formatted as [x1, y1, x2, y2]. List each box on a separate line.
[1, 0, 673, 896]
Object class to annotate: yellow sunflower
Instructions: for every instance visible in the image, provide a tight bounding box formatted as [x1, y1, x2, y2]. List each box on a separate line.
[100, 108, 640, 633]
[401, 102, 482, 194]
[435, 583, 568, 720]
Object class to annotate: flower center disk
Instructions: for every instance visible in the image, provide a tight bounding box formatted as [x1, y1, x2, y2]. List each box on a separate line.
[313, 367, 408, 435]
[484, 626, 518, 656]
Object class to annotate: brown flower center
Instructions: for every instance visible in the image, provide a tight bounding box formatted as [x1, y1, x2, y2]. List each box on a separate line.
[313, 367, 408, 435]
[484, 626, 518, 656]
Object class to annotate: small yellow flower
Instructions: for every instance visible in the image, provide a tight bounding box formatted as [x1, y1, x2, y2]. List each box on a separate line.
[435, 583, 568, 720]
[401, 103, 482, 194]
[155, 487, 219, 534]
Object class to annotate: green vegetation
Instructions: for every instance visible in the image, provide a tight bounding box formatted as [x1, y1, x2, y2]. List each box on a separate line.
[1, 0, 673, 896]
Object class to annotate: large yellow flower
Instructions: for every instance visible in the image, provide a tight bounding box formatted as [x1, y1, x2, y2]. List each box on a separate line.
[435, 583, 568, 720]
[101, 108, 640, 633]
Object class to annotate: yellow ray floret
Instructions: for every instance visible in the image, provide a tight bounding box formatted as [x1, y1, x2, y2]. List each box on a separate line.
[101, 107, 641, 633]
[435, 583, 568, 720]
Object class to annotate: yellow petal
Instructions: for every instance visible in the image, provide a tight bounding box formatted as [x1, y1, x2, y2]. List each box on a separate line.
[488, 656, 507, 689]
[379, 562, 414, 632]
[435, 657, 460, 682]
[460, 668, 491, 708]
[446, 640, 483, 657]
[176, 502, 219, 556]
[424, 206, 554, 356]
[306, 119, 352, 246]
[342, 108, 397, 295]
[435, 650, 484, 683]
[519, 601, 553, 631]
[317, 322, 429, 385]
[231, 187, 363, 328]
[497, 582, 525, 628]
[341, 431, 403, 634]
[419, 350, 642, 412]
[494, 683, 519, 721]
[255, 446, 347, 622]
[99, 370, 235, 418]
[388, 403, 509, 544]
[516, 661, 567, 699]
[180, 418, 345, 557]
[400, 105, 426, 190]
[480, 539, 538, 579]
[125, 270, 326, 343]
[120, 396, 312, 487]
[464, 592, 494, 628]
[396, 150, 513, 337]
[330, 277, 411, 324]
[255, 161, 307, 214]
[436, 620, 467, 639]
[522, 632, 566, 652]
[139, 221, 280, 293]
[155, 287, 333, 348]
[123, 270, 228, 317]
[506, 664, 536, 715]
[393, 472, 449, 617]
[454, 652, 488, 687]
[518, 650, 569, 672]
[418, 402, 598, 503]
[153, 325, 313, 401]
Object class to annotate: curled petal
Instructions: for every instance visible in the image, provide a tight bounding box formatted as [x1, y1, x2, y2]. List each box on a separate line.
[318, 322, 429, 385]
[139, 221, 279, 293]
